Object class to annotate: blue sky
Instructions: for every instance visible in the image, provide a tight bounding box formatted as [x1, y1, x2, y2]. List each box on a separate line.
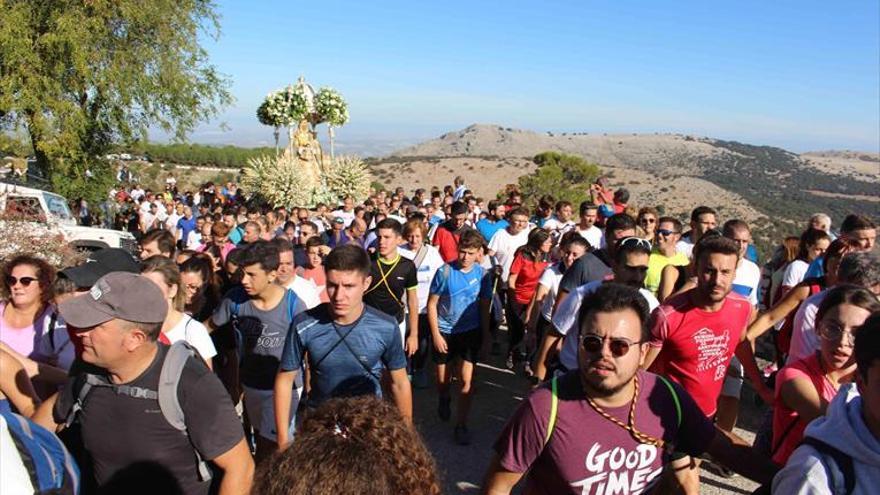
[185, 0, 880, 154]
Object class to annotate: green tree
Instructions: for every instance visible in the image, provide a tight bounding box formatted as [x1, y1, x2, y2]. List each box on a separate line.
[0, 0, 231, 204]
[517, 151, 602, 208]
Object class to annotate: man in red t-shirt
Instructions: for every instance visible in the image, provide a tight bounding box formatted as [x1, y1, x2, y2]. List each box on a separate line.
[432, 201, 472, 263]
[643, 236, 754, 494]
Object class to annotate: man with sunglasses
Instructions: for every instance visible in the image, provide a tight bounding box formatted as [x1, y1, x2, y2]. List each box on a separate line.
[645, 217, 689, 296]
[541, 237, 658, 379]
[484, 284, 776, 494]
[642, 235, 754, 493]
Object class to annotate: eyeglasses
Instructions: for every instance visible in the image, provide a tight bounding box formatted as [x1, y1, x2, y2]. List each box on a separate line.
[818, 322, 856, 347]
[617, 237, 652, 250]
[582, 334, 641, 357]
[4, 276, 37, 287]
[656, 229, 679, 237]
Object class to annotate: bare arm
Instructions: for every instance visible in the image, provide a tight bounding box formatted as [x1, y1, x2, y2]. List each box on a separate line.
[405, 288, 419, 358]
[31, 392, 59, 431]
[705, 426, 778, 485]
[532, 327, 563, 383]
[737, 308, 774, 404]
[482, 455, 524, 495]
[779, 376, 826, 423]
[212, 438, 255, 495]
[0, 349, 41, 417]
[745, 285, 809, 341]
[273, 368, 299, 450]
[388, 367, 413, 424]
[0, 342, 68, 387]
[427, 295, 447, 354]
[551, 288, 569, 317]
[657, 264, 680, 303]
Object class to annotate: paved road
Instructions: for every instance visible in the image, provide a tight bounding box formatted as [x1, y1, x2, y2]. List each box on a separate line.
[411, 334, 766, 494]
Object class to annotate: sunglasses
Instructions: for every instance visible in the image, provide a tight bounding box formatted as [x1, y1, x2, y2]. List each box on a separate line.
[5, 276, 37, 287]
[582, 334, 641, 357]
[639, 218, 656, 224]
[818, 322, 856, 347]
[656, 229, 678, 237]
[617, 237, 652, 250]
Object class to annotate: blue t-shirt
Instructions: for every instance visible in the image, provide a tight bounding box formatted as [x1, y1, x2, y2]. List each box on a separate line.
[177, 216, 197, 244]
[476, 218, 509, 243]
[805, 256, 825, 279]
[279, 304, 406, 405]
[429, 262, 494, 334]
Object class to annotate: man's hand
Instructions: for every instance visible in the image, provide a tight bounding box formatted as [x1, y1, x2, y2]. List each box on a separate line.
[432, 333, 448, 354]
[405, 334, 419, 357]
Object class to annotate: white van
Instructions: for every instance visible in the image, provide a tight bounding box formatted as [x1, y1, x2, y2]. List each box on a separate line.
[0, 182, 137, 252]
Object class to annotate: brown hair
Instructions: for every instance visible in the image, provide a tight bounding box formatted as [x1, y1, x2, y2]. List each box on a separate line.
[402, 218, 428, 239]
[211, 221, 231, 238]
[140, 255, 185, 312]
[253, 395, 441, 495]
[1, 254, 55, 303]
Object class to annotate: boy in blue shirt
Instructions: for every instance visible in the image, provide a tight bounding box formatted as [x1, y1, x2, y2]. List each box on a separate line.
[428, 230, 493, 445]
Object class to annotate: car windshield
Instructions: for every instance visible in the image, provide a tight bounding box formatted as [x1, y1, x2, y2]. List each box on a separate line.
[43, 192, 73, 220]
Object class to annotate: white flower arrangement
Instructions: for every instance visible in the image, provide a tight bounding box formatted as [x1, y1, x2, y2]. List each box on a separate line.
[325, 155, 372, 204]
[242, 153, 314, 209]
[315, 87, 350, 127]
[256, 85, 308, 128]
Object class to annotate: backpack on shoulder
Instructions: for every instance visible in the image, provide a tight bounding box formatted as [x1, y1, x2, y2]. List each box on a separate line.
[1, 400, 80, 495]
[63, 341, 212, 482]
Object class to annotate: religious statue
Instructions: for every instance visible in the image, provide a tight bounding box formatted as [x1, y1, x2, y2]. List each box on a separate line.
[288, 119, 325, 185]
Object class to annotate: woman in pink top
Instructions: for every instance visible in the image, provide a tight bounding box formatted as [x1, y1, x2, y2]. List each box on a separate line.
[771, 284, 880, 465]
[0, 255, 54, 358]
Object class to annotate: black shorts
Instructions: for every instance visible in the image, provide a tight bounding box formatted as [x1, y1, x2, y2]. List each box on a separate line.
[433, 329, 483, 364]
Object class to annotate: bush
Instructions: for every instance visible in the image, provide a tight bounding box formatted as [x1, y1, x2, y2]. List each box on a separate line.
[517, 152, 601, 209]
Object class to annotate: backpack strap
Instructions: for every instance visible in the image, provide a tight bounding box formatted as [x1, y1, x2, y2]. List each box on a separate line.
[656, 375, 682, 428]
[543, 376, 559, 446]
[413, 245, 429, 269]
[801, 437, 855, 494]
[64, 374, 111, 428]
[158, 341, 212, 482]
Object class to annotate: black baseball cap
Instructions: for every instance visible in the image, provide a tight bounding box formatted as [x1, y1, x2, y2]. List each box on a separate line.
[59, 248, 141, 289]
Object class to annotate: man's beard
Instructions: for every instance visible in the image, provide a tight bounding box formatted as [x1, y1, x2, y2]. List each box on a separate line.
[582, 368, 638, 397]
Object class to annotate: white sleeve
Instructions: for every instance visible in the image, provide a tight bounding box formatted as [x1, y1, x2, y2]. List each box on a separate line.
[551, 290, 580, 336]
[771, 446, 833, 495]
[184, 320, 217, 360]
[782, 262, 807, 288]
[538, 267, 556, 288]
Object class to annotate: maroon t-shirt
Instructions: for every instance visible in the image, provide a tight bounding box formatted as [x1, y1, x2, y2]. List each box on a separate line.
[494, 370, 715, 495]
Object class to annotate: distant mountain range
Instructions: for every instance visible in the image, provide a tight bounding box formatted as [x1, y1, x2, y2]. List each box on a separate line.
[380, 124, 878, 249]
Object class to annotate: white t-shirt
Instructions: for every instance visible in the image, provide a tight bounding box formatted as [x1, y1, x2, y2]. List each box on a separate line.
[186, 231, 202, 250]
[676, 237, 695, 259]
[782, 259, 810, 288]
[543, 217, 575, 238]
[331, 209, 356, 227]
[733, 259, 761, 306]
[488, 228, 530, 283]
[787, 290, 825, 365]
[575, 226, 604, 251]
[165, 212, 182, 234]
[401, 244, 445, 314]
[140, 211, 157, 230]
[285, 276, 322, 310]
[537, 263, 565, 320]
[130, 188, 145, 201]
[553, 280, 659, 371]
[165, 315, 217, 361]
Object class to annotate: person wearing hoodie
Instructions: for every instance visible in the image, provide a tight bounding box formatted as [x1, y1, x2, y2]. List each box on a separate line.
[772, 310, 880, 494]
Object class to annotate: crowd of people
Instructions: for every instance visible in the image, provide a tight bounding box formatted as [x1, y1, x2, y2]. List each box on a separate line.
[1, 171, 878, 495]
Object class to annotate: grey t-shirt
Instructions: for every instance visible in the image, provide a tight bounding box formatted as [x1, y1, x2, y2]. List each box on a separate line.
[213, 287, 309, 390]
[557, 251, 612, 294]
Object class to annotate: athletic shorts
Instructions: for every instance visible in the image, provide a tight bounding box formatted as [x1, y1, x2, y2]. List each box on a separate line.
[242, 374, 302, 441]
[720, 356, 744, 398]
[433, 329, 482, 365]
